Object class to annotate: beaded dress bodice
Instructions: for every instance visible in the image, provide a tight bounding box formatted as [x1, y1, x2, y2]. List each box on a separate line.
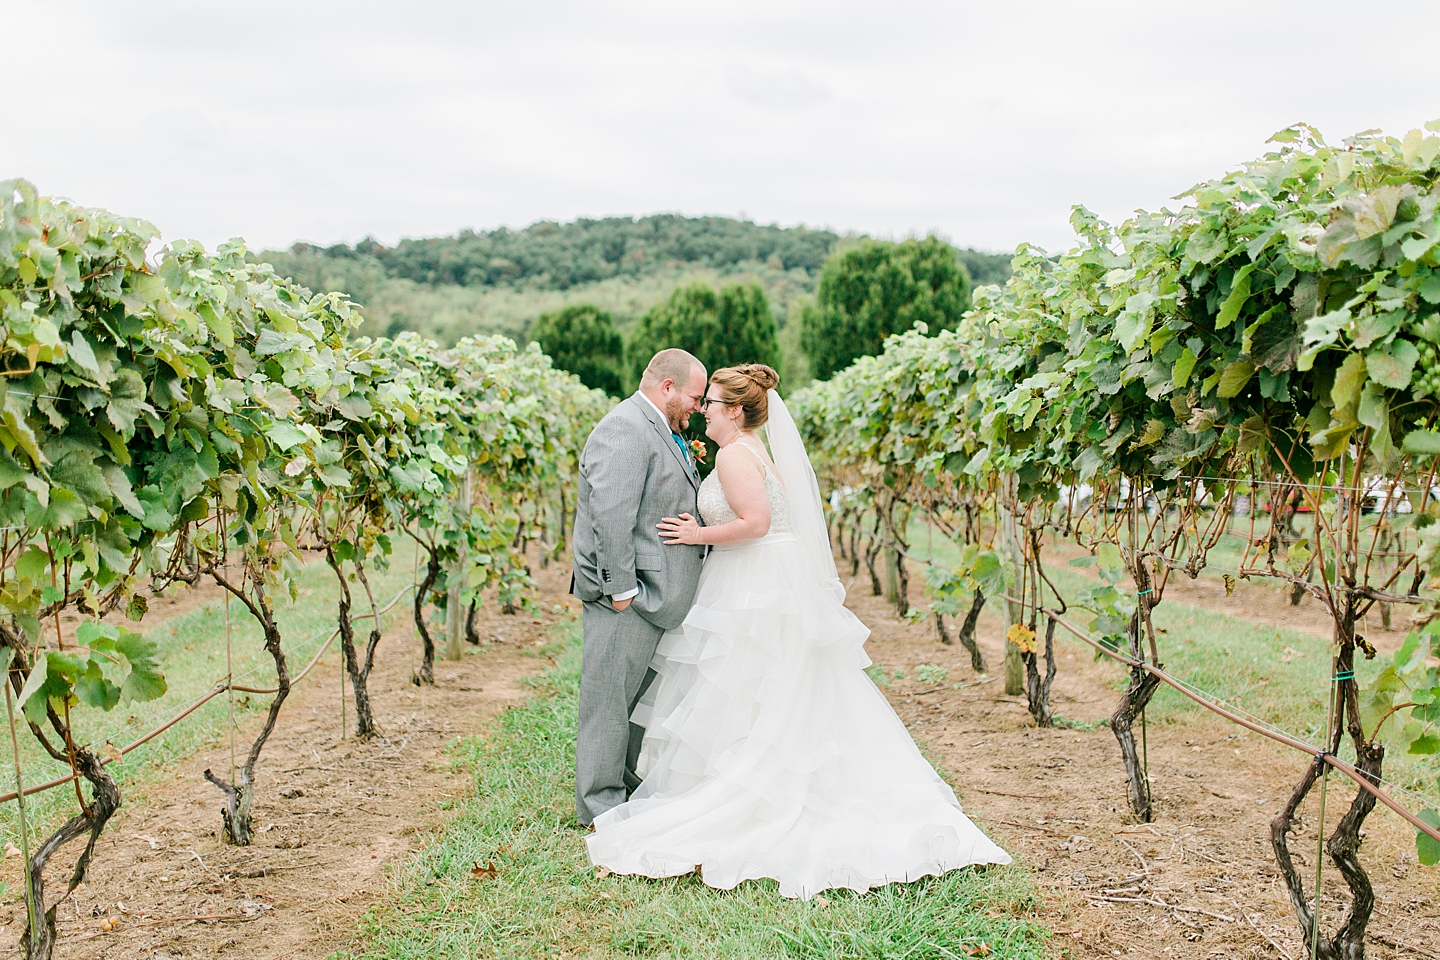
[697, 443, 792, 535]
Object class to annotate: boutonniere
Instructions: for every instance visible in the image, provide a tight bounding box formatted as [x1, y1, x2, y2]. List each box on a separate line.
[688, 439, 708, 464]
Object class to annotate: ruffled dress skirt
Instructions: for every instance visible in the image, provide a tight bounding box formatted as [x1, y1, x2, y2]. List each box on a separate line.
[586, 532, 1011, 899]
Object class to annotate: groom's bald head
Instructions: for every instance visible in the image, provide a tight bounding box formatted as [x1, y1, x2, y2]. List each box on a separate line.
[640, 349, 707, 432]
[640, 349, 704, 391]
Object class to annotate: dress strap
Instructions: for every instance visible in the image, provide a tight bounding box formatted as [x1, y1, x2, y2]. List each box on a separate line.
[733, 442, 781, 485]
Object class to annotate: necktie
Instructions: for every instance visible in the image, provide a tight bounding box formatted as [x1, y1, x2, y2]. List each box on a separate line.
[671, 432, 691, 465]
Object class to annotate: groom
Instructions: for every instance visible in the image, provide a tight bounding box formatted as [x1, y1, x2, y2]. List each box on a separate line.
[571, 348, 708, 826]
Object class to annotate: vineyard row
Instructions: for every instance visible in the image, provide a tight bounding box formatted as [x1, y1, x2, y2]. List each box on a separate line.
[0, 179, 609, 960]
[794, 124, 1440, 959]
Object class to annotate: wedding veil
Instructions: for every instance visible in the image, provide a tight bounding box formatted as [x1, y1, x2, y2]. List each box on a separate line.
[763, 389, 845, 602]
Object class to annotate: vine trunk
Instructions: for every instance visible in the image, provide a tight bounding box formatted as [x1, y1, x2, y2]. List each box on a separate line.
[20, 747, 118, 960]
[205, 574, 290, 846]
[1021, 617, 1057, 727]
[1270, 609, 1382, 959]
[412, 547, 442, 685]
[325, 548, 381, 740]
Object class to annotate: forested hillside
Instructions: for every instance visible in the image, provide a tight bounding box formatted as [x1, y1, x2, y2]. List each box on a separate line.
[363, 215, 840, 287]
[255, 215, 1013, 352]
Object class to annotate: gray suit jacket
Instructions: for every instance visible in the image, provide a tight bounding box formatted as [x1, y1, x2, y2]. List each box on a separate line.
[571, 394, 704, 630]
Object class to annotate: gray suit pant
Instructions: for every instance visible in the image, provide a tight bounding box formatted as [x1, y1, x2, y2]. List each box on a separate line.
[575, 600, 663, 825]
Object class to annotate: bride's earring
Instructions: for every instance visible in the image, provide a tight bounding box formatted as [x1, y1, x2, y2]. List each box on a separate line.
[727, 408, 745, 443]
[718, 408, 741, 445]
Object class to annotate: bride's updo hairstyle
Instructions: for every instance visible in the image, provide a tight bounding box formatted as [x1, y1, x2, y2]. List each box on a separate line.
[710, 364, 780, 430]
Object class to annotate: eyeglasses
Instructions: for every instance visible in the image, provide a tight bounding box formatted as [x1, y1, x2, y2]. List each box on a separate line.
[701, 396, 729, 409]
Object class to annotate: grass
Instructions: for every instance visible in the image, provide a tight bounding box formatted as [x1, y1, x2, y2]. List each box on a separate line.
[346, 620, 1049, 960]
[0, 550, 421, 852]
[903, 521, 1440, 802]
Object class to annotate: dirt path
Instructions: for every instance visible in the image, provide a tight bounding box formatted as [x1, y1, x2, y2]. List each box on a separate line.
[9, 556, 576, 960]
[844, 571, 1439, 959]
[8, 542, 1435, 959]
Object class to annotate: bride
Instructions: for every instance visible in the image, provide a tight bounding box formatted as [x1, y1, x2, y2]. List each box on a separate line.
[585, 363, 1010, 899]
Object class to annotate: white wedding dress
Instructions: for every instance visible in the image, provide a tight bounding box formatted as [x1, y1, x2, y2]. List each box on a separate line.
[586, 395, 1010, 900]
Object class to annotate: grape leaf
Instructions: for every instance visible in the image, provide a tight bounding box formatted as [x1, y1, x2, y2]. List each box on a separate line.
[1173, 348, 1198, 388]
[17, 652, 64, 724]
[1216, 264, 1255, 330]
[27, 488, 88, 530]
[253, 329, 309, 357]
[1366, 340, 1418, 390]
[262, 385, 301, 419]
[103, 464, 145, 518]
[67, 331, 101, 379]
[106, 367, 150, 435]
[1217, 360, 1256, 398]
[2, 399, 45, 467]
[1331, 353, 1368, 410]
[113, 627, 166, 704]
[264, 421, 308, 451]
[1419, 809, 1440, 866]
[336, 395, 373, 421]
[74, 661, 120, 711]
[1403, 430, 1440, 454]
[198, 302, 234, 348]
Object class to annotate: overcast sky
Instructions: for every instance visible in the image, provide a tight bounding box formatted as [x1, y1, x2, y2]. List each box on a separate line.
[6, 1, 1438, 255]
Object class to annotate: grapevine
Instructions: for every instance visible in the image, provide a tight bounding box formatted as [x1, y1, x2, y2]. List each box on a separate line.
[0, 180, 606, 959]
[795, 123, 1440, 957]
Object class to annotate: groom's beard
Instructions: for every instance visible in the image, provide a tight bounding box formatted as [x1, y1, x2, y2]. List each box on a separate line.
[665, 396, 689, 433]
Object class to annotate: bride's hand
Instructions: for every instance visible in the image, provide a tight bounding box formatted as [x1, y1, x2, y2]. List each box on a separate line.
[658, 513, 703, 545]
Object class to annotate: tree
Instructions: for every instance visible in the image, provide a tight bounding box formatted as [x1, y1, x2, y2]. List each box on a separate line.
[800, 237, 971, 380]
[529, 305, 625, 395]
[627, 281, 782, 385]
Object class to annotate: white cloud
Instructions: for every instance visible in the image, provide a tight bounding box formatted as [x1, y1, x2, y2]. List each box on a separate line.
[4, 0, 1438, 255]
[727, 64, 831, 111]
